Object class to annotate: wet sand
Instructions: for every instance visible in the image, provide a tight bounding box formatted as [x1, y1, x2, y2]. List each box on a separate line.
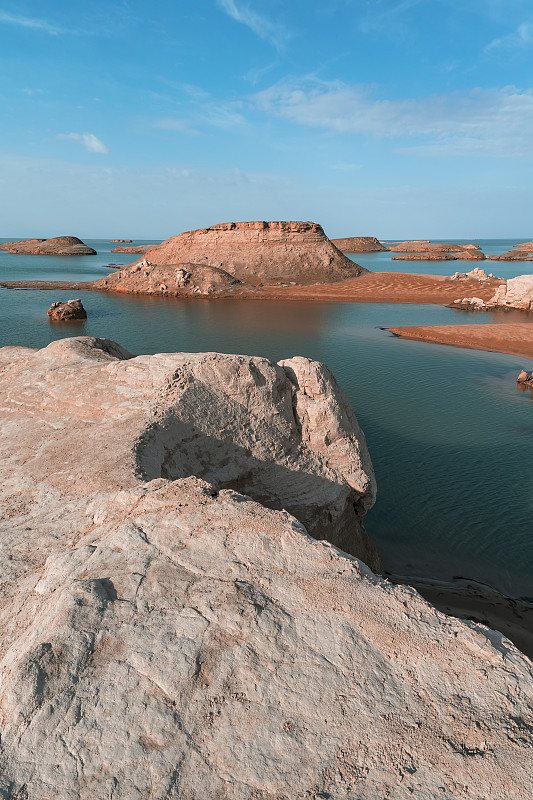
[388, 323, 533, 359]
[0, 271, 503, 304]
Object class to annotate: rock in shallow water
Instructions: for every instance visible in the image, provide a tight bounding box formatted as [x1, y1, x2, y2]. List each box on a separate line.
[0, 337, 531, 799]
[47, 298, 87, 320]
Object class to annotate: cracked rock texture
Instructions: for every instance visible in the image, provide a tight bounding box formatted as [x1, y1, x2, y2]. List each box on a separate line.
[99, 221, 367, 288]
[0, 338, 532, 800]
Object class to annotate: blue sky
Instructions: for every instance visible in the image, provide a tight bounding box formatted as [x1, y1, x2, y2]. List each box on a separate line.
[1, 0, 533, 238]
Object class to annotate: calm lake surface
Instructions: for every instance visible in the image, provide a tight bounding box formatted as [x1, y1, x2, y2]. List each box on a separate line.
[1, 238, 532, 598]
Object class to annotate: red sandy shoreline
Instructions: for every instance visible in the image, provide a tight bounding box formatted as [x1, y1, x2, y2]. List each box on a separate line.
[388, 323, 533, 359]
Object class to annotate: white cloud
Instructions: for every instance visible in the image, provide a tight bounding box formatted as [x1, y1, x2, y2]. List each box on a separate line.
[254, 78, 533, 157]
[57, 133, 109, 154]
[216, 0, 289, 49]
[0, 10, 62, 35]
[485, 21, 533, 50]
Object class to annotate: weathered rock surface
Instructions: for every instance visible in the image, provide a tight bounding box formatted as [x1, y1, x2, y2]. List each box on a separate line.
[47, 298, 87, 321]
[0, 337, 531, 800]
[450, 274, 533, 312]
[109, 221, 367, 287]
[330, 235, 387, 252]
[449, 267, 496, 281]
[96, 259, 242, 296]
[0, 236, 96, 255]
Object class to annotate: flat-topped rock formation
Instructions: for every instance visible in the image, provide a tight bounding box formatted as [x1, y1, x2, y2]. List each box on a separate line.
[0, 336, 531, 800]
[393, 252, 456, 261]
[330, 235, 387, 252]
[0, 236, 96, 255]
[118, 221, 367, 287]
[111, 244, 157, 253]
[386, 241, 481, 253]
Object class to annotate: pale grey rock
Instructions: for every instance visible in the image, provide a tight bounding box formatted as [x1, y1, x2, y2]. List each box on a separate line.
[0, 337, 531, 800]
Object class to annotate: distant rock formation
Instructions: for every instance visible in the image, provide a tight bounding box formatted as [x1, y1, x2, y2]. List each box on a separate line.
[0, 336, 531, 799]
[386, 241, 481, 253]
[114, 221, 367, 287]
[47, 298, 87, 321]
[0, 236, 97, 255]
[450, 274, 533, 311]
[110, 239, 132, 242]
[392, 252, 455, 261]
[110, 244, 157, 253]
[95, 259, 242, 296]
[387, 241, 486, 261]
[488, 248, 533, 261]
[330, 236, 386, 252]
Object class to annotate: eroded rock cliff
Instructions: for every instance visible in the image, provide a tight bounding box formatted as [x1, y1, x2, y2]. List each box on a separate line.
[0, 337, 531, 800]
[95, 221, 367, 293]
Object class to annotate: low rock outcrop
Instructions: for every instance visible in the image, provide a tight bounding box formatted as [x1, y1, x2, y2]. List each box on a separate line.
[111, 244, 156, 253]
[0, 337, 531, 799]
[110, 239, 132, 242]
[330, 235, 387, 252]
[386, 241, 481, 253]
[488, 248, 533, 261]
[451, 274, 533, 312]
[115, 221, 367, 287]
[96, 259, 242, 296]
[0, 236, 96, 255]
[47, 298, 87, 321]
[392, 252, 455, 261]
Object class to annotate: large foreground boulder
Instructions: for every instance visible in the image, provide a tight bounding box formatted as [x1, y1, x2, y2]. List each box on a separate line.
[0, 236, 96, 255]
[0, 338, 531, 800]
[106, 221, 367, 288]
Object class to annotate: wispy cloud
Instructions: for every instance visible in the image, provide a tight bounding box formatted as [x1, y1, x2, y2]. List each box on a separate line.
[216, 0, 289, 50]
[57, 133, 109, 154]
[255, 78, 533, 157]
[358, 0, 425, 33]
[153, 118, 200, 135]
[0, 10, 63, 35]
[485, 21, 533, 51]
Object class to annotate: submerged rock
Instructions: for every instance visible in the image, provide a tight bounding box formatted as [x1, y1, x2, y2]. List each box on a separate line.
[47, 298, 87, 320]
[0, 337, 531, 799]
[0, 236, 96, 255]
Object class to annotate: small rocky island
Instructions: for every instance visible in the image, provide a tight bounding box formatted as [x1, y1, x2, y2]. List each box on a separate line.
[0, 335, 531, 799]
[47, 298, 87, 321]
[0, 236, 96, 255]
[94, 220, 368, 296]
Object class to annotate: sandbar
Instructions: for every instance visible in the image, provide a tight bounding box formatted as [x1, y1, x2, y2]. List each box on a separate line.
[388, 323, 533, 359]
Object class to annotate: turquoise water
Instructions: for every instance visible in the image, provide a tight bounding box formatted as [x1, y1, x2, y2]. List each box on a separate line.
[1, 239, 532, 598]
